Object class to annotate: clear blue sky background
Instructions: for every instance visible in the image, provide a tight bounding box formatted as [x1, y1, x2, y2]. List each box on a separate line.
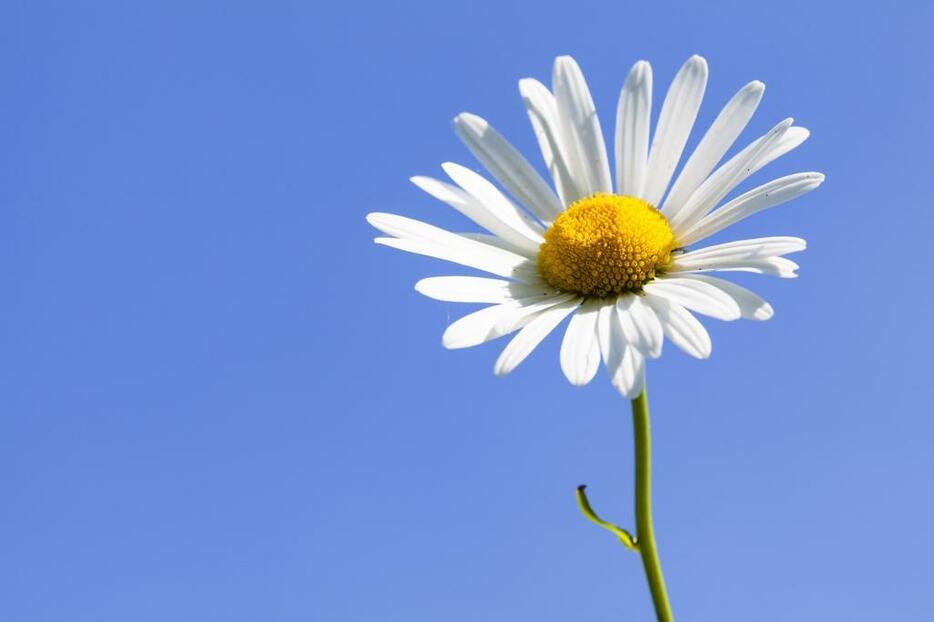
[1, 1, 932, 620]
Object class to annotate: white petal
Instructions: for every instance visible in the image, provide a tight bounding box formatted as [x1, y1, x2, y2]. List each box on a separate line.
[441, 293, 576, 349]
[411, 175, 541, 257]
[367, 212, 536, 280]
[668, 256, 800, 278]
[519, 78, 579, 206]
[453, 113, 564, 222]
[662, 80, 764, 217]
[375, 237, 538, 280]
[643, 294, 712, 359]
[559, 299, 603, 386]
[642, 55, 708, 206]
[617, 294, 664, 358]
[615, 60, 653, 197]
[674, 236, 806, 264]
[441, 303, 518, 350]
[677, 173, 825, 246]
[442, 162, 545, 245]
[597, 300, 622, 366]
[414, 276, 557, 304]
[611, 344, 645, 400]
[643, 276, 741, 320]
[552, 56, 612, 198]
[454, 231, 532, 254]
[752, 126, 810, 173]
[599, 300, 648, 398]
[491, 292, 579, 334]
[494, 298, 581, 376]
[674, 274, 774, 320]
[668, 118, 793, 233]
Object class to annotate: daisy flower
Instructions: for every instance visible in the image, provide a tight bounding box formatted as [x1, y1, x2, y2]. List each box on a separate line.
[366, 54, 823, 399]
[367, 55, 823, 619]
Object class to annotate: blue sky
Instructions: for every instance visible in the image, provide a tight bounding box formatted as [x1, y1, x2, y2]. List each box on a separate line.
[1, 1, 933, 620]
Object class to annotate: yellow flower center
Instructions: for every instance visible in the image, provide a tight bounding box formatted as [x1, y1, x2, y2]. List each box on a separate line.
[538, 194, 676, 297]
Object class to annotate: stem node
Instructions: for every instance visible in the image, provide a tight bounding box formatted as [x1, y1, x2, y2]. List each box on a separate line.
[575, 485, 638, 551]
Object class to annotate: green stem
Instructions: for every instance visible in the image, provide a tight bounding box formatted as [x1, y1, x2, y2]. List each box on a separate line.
[632, 386, 674, 622]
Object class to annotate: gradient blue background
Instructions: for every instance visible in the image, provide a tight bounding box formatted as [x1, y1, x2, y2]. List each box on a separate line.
[1, 1, 932, 620]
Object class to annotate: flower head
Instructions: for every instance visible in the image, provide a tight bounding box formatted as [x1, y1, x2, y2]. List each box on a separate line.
[538, 193, 675, 297]
[367, 54, 823, 398]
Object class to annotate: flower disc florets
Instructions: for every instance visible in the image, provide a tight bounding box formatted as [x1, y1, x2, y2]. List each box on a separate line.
[538, 193, 676, 297]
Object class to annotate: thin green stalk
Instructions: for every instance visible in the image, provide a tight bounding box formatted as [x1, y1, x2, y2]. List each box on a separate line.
[632, 386, 674, 621]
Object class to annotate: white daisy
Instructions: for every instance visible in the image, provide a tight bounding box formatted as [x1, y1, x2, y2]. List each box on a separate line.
[367, 54, 823, 398]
